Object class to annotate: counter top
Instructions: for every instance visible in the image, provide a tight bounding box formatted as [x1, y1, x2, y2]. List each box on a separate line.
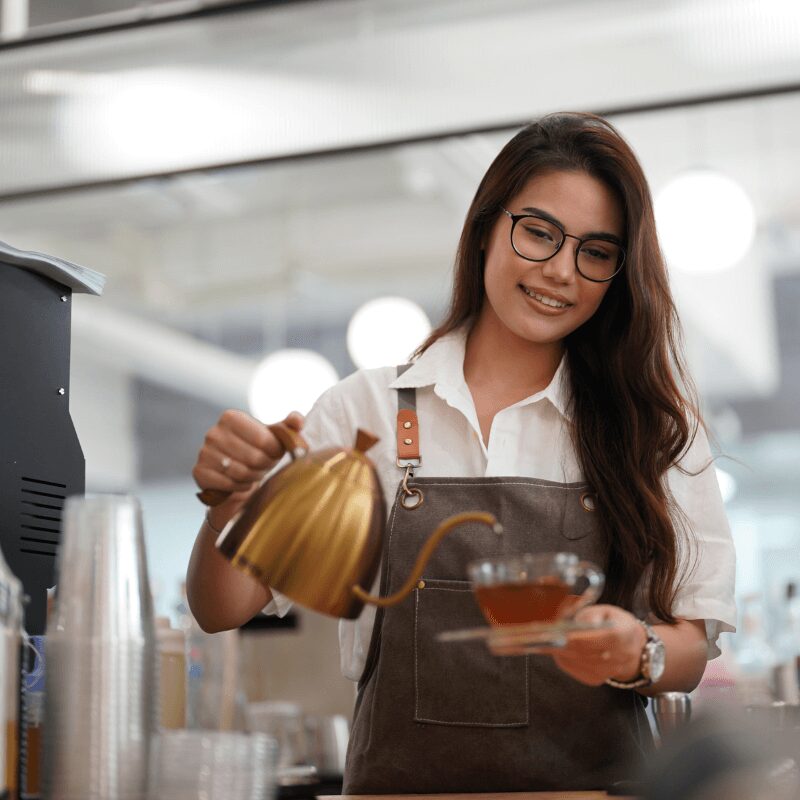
[321, 792, 633, 799]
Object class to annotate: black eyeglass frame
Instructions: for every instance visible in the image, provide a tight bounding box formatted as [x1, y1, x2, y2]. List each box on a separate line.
[501, 207, 626, 283]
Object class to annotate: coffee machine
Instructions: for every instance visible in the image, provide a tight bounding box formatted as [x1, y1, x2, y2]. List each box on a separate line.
[0, 240, 104, 635]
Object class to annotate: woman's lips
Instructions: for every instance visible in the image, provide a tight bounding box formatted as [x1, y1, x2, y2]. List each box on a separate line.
[518, 284, 573, 313]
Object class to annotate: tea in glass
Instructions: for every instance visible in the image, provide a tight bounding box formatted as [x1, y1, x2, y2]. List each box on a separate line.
[468, 552, 603, 626]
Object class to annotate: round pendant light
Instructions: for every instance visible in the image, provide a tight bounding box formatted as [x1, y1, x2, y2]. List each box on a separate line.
[655, 169, 756, 274]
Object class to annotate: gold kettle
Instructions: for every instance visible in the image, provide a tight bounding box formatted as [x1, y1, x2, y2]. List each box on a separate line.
[197, 423, 501, 619]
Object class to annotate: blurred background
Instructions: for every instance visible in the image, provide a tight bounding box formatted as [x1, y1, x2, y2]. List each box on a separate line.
[1, 0, 799, 714]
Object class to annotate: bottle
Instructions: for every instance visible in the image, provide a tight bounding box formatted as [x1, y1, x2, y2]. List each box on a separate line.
[771, 582, 800, 705]
[1, 562, 23, 800]
[175, 583, 242, 730]
[20, 634, 45, 800]
[785, 581, 800, 688]
[175, 586, 206, 729]
[733, 593, 777, 707]
[155, 617, 186, 729]
[176, 583, 219, 729]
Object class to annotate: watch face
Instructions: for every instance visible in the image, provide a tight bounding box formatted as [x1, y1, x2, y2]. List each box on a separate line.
[647, 639, 666, 683]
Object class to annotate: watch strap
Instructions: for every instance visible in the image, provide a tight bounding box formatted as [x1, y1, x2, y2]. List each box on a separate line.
[604, 620, 660, 690]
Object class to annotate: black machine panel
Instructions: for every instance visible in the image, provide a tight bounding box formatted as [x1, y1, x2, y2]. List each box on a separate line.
[0, 265, 85, 634]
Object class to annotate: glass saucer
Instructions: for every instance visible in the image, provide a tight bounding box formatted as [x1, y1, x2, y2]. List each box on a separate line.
[436, 619, 615, 655]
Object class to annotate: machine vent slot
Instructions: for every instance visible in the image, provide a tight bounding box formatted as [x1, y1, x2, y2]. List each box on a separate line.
[21, 477, 66, 489]
[20, 479, 65, 506]
[20, 535, 58, 546]
[22, 500, 63, 512]
[21, 512, 60, 523]
[21, 522, 59, 533]
[20, 477, 65, 555]
[19, 549, 56, 558]
[21, 488, 65, 500]
[21, 477, 67, 502]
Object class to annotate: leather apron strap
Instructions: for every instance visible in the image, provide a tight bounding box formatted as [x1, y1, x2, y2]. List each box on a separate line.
[395, 365, 423, 509]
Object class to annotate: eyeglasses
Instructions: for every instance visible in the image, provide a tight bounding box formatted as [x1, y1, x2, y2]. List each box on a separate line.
[501, 208, 625, 283]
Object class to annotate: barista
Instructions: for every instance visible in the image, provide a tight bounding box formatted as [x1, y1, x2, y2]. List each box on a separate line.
[186, 112, 736, 792]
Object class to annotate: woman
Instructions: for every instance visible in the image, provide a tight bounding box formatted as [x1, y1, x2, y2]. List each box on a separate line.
[187, 112, 736, 792]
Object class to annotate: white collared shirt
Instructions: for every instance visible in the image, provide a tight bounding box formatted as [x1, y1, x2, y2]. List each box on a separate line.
[265, 329, 736, 681]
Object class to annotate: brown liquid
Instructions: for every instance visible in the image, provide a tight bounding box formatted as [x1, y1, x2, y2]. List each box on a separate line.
[24, 726, 40, 796]
[475, 580, 574, 625]
[5, 719, 17, 798]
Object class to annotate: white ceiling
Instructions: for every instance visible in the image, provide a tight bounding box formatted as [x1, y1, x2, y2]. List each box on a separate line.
[3, 0, 800, 191]
[0, 0, 798, 489]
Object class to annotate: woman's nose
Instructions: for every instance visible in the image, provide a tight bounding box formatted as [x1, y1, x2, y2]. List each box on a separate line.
[540, 243, 577, 284]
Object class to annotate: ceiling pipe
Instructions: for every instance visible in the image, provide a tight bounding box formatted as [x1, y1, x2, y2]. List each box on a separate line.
[71, 301, 256, 408]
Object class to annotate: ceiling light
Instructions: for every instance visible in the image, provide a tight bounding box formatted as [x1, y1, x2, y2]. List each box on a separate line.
[347, 297, 431, 370]
[248, 349, 338, 423]
[655, 170, 756, 274]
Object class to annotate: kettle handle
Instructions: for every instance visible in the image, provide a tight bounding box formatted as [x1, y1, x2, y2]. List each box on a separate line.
[197, 422, 310, 507]
[352, 511, 503, 608]
[265, 422, 310, 459]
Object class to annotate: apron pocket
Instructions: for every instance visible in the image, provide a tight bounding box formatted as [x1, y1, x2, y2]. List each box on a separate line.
[413, 579, 530, 728]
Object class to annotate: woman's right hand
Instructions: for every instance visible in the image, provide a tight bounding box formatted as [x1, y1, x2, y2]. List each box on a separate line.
[192, 409, 305, 524]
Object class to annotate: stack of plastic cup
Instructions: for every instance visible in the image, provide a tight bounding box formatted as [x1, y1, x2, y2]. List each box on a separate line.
[149, 731, 278, 800]
[43, 495, 158, 800]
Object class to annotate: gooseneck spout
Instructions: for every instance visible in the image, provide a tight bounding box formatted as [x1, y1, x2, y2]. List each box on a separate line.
[351, 511, 503, 608]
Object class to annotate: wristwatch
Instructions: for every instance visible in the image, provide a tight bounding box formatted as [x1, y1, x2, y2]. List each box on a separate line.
[605, 620, 666, 689]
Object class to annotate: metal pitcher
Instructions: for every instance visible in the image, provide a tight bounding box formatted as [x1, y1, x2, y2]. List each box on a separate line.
[198, 424, 500, 619]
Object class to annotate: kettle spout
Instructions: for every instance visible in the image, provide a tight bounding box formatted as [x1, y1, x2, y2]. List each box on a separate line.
[351, 511, 503, 608]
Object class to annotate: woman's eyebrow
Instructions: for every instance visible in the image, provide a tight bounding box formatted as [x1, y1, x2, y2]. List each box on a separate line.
[521, 206, 622, 243]
[522, 206, 564, 228]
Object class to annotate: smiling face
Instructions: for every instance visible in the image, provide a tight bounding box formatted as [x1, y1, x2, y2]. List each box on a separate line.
[480, 169, 625, 349]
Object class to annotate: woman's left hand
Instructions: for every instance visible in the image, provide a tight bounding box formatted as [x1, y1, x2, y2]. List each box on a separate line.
[547, 604, 647, 686]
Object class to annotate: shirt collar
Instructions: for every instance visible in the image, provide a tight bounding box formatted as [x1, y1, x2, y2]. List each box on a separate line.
[388, 327, 572, 420]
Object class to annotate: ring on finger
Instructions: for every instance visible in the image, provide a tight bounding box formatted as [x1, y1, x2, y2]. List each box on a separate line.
[601, 650, 611, 661]
[221, 456, 233, 473]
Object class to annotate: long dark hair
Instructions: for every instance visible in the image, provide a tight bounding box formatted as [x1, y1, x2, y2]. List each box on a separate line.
[416, 112, 699, 622]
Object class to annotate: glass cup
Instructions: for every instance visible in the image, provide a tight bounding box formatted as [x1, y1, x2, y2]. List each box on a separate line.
[149, 730, 277, 800]
[244, 701, 308, 770]
[467, 551, 604, 627]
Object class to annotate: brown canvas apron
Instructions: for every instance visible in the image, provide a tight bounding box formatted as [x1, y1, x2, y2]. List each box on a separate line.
[343, 377, 653, 793]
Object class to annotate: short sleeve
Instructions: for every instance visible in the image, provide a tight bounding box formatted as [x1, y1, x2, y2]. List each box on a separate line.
[662, 425, 737, 658]
[260, 383, 349, 616]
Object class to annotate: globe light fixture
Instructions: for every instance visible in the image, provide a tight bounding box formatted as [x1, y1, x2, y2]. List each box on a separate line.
[655, 170, 756, 274]
[248, 349, 338, 423]
[347, 297, 432, 369]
